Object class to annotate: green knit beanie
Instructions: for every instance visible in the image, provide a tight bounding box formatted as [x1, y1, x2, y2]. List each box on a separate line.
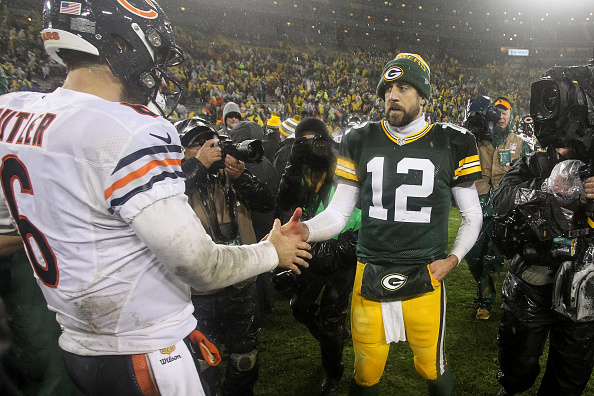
[376, 53, 431, 100]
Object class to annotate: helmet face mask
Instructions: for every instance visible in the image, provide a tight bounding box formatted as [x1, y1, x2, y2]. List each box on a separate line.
[42, 0, 184, 118]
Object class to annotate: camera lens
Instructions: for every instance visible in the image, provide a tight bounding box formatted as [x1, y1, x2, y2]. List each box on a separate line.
[310, 138, 330, 158]
[541, 85, 559, 116]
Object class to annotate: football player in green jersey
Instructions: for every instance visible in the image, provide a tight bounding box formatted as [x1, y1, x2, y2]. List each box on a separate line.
[282, 53, 483, 396]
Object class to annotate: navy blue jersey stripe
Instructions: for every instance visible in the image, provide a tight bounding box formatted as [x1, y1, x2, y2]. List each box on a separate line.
[108, 170, 185, 213]
[112, 145, 182, 175]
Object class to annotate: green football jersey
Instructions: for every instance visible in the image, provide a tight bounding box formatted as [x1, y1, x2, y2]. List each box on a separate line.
[336, 119, 481, 267]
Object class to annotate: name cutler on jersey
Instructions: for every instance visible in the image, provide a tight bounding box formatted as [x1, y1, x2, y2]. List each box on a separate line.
[0, 108, 56, 147]
[382, 273, 408, 291]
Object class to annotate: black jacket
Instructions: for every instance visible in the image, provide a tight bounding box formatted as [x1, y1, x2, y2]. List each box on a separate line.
[492, 150, 584, 275]
[181, 157, 274, 213]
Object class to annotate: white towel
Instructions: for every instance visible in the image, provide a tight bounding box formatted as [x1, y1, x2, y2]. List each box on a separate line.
[381, 300, 407, 343]
[145, 339, 207, 395]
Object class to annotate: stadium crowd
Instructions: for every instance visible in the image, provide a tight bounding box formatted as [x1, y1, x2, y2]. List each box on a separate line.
[0, 6, 544, 136]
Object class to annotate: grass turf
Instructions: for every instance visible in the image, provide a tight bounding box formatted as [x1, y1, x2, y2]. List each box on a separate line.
[252, 207, 594, 396]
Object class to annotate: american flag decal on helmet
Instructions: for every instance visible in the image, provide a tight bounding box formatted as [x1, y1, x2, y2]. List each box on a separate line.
[59, 1, 82, 15]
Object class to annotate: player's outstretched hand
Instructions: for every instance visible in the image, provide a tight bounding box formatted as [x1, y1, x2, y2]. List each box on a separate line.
[281, 207, 310, 242]
[268, 219, 311, 274]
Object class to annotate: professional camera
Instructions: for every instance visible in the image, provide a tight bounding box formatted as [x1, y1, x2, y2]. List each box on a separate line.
[462, 96, 501, 140]
[291, 135, 336, 170]
[530, 62, 594, 160]
[216, 135, 264, 163]
[492, 188, 574, 260]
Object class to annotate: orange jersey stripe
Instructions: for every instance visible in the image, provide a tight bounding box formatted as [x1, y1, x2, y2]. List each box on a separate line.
[104, 158, 181, 200]
[131, 354, 159, 396]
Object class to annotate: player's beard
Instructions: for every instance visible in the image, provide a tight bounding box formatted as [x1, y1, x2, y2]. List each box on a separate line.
[386, 97, 424, 127]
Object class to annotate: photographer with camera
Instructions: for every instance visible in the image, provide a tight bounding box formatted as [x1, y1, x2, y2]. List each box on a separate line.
[230, 120, 280, 316]
[492, 63, 594, 396]
[275, 117, 361, 395]
[464, 96, 532, 320]
[176, 117, 273, 396]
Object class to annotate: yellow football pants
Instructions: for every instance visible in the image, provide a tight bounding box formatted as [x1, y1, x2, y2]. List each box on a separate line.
[351, 262, 447, 387]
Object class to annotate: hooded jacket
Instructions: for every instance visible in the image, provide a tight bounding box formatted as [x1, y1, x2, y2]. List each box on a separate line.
[221, 102, 241, 133]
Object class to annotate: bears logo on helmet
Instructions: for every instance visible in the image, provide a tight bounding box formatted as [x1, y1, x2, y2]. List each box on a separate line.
[41, 0, 184, 118]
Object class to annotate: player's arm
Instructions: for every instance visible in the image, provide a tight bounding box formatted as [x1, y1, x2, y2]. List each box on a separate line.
[285, 182, 359, 243]
[450, 181, 482, 262]
[131, 194, 311, 292]
[429, 181, 482, 281]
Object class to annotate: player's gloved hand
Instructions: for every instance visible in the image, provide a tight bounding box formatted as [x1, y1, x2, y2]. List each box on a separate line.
[189, 329, 221, 367]
[546, 159, 585, 205]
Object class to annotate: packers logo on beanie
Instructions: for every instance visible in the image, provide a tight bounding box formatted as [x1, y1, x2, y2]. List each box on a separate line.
[376, 53, 431, 100]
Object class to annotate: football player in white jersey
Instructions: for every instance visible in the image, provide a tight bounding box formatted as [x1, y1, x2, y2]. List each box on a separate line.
[0, 1, 310, 395]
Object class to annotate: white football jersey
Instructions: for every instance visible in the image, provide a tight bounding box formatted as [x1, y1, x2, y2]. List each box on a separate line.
[0, 88, 197, 355]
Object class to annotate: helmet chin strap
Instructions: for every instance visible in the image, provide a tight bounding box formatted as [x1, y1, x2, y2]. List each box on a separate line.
[148, 91, 166, 117]
[146, 73, 182, 119]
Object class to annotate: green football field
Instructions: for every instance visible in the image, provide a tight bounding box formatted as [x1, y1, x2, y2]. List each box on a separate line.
[252, 207, 594, 396]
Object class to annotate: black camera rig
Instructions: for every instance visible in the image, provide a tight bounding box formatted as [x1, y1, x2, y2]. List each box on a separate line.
[462, 95, 501, 140]
[530, 59, 594, 161]
[216, 134, 264, 164]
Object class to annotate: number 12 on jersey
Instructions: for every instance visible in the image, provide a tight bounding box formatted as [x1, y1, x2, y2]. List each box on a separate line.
[367, 156, 434, 223]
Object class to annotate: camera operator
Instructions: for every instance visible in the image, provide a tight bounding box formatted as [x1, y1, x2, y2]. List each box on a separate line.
[230, 120, 280, 316]
[176, 117, 274, 396]
[493, 64, 594, 395]
[465, 96, 532, 320]
[275, 117, 361, 395]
